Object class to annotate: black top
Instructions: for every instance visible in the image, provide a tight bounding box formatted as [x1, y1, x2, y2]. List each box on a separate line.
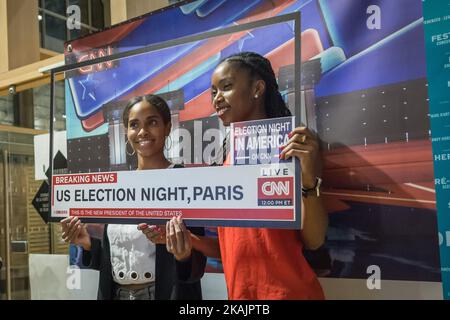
[82, 225, 206, 300]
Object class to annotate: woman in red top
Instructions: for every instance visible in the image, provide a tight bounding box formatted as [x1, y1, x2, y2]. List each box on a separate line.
[168, 52, 328, 300]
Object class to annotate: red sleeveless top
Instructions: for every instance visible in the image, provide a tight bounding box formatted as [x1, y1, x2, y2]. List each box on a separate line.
[217, 226, 324, 300]
[217, 152, 324, 299]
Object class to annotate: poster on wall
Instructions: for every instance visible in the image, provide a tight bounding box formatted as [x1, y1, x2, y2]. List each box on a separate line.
[422, 0, 450, 300]
[50, 12, 302, 229]
[51, 0, 442, 297]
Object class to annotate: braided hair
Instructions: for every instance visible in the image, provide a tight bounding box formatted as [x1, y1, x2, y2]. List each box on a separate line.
[219, 52, 292, 119]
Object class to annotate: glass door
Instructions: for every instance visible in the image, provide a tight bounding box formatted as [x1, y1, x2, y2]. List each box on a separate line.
[0, 128, 69, 300]
[0, 130, 40, 299]
[0, 149, 7, 299]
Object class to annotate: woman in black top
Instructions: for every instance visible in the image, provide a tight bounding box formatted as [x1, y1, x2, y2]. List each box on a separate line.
[61, 94, 206, 300]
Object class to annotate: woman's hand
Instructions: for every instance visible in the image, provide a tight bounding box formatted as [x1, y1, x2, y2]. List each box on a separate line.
[280, 126, 328, 249]
[166, 216, 192, 261]
[61, 216, 91, 250]
[137, 223, 166, 244]
[280, 126, 321, 189]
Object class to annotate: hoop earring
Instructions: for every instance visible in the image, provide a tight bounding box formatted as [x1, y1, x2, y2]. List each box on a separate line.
[164, 135, 172, 150]
[125, 140, 136, 156]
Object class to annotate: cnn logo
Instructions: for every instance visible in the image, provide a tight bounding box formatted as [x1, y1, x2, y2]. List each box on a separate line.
[262, 181, 290, 196]
[258, 177, 293, 200]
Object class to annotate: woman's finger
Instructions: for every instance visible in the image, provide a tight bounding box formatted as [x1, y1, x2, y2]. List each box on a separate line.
[289, 126, 315, 139]
[156, 225, 166, 237]
[141, 228, 154, 241]
[286, 133, 318, 148]
[61, 217, 73, 234]
[284, 148, 313, 160]
[281, 144, 314, 160]
[173, 218, 184, 254]
[166, 221, 172, 252]
[280, 142, 311, 158]
[60, 217, 71, 228]
[66, 219, 80, 241]
[180, 221, 192, 253]
[169, 218, 177, 252]
[137, 223, 148, 231]
[287, 126, 318, 145]
[70, 225, 81, 242]
[67, 217, 79, 233]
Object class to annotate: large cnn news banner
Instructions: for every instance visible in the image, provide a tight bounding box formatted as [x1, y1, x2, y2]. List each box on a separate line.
[51, 117, 301, 229]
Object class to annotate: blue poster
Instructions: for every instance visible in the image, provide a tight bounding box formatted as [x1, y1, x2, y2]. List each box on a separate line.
[231, 117, 294, 165]
[422, 0, 450, 300]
